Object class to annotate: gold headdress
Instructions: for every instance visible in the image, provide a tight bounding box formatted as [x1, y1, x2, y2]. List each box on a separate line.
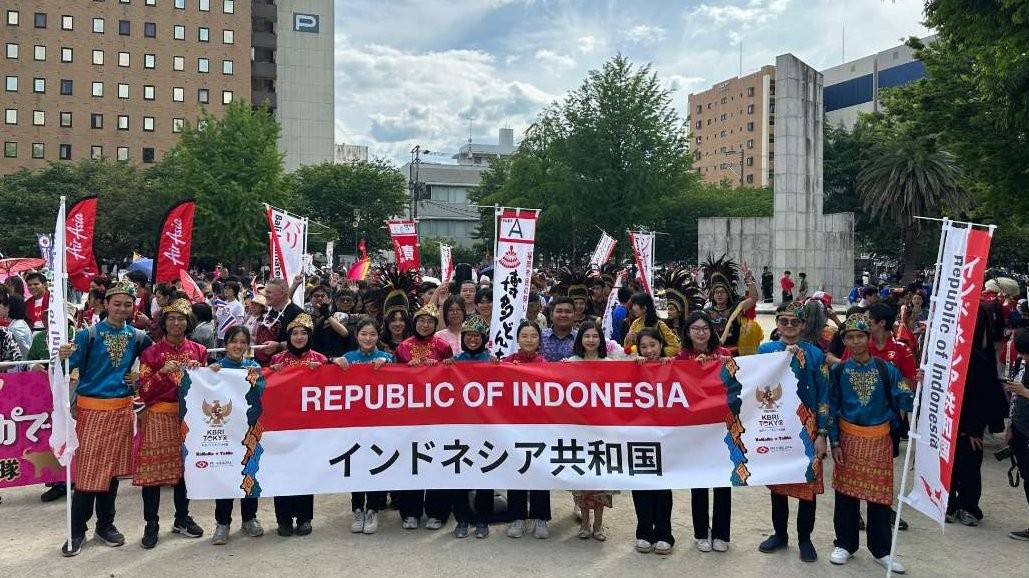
[287, 312, 315, 333]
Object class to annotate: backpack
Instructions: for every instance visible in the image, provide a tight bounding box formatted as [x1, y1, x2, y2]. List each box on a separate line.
[833, 357, 904, 457]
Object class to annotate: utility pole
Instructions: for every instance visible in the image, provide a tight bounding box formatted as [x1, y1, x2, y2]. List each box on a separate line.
[408, 145, 428, 219]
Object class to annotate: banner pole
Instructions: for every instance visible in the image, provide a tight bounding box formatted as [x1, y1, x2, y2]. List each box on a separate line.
[63, 356, 72, 549]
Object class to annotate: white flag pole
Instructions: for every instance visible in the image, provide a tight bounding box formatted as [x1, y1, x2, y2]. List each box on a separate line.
[55, 196, 74, 549]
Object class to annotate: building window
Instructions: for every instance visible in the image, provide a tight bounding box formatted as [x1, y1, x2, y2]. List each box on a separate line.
[93, 18, 104, 33]
[720, 97, 727, 104]
[6, 10, 18, 26]
[172, 55, 184, 70]
[34, 12, 46, 28]
[143, 116, 155, 131]
[33, 78, 45, 93]
[118, 20, 130, 35]
[61, 47, 73, 62]
[222, 60, 233, 75]
[696, 104, 702, 114]
[118, 52, 130, 67]
[173, 87, 184, 102]
[142, 147, 155, 163]
[747, 104, 754, 114]
[222, 29, 234, 44]
[4, 142, 16, 158]
[173, 25, 185, 40]
[144, 22, 156, 37]
[34, 45, 46, 61]
[92, 82, 103, 97]
[747, 87, 755, 97]
[746, 174, 754, 184]
[60, 112, 72, 127]
[198, 88, 209, 103]
[719, 129, 727, 137]
[146, 0, 157, 5]
[223, 1, 234, 14]
[197, 58, 209, 73]
[61, 15, 73, 30]
[60, 79, 72, 95]
[175, 0, 186, 9]
[144, 85, 155, 100]
[145, 53, 155, 68]
[4, 109, 16, 124]
[117, 83, 129, 99]
[32, 143, 44, 159]
[222, 90, 233, 104]
[117, 147, 129, 161]
[33, 110, 44, 126]
[118, 115, 129, 130]
[746, 156, 754, 167]
[92, 49, 104, 65]
[173, 118, 184, 132]
[695, 120, 701, 129]
[91, 113, 103, 129]
[746, 139, 754, 149]
[746, 122, 754, 132]
[6, 43, 18, 59]
[198, 27, 209, 42]
[720, 113, 727, 121]
[5, 76, 15, 92]
[200, 0, 211, 11]
[59, 144, 72, 160]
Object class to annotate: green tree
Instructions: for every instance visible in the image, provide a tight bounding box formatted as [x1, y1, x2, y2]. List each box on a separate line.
[148, 101, 287, 264]
[289, 160, 407, 255]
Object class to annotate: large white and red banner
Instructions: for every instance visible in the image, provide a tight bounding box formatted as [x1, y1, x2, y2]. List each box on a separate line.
[182, 352, 814, 498]
[440, 243, 454, 283]
[265, 205, 307, 305]
[48, 197, 77, 467]
[489, 209, 538, 358]
[589, 232, 617, 268]
[1, 372, 66, 488]
[65, 196, 100, 292]
[630, 231, 655, 295]
[387, 219, 420, 272]
[153, 200, 196, 283]
[903, 222, 992, 526]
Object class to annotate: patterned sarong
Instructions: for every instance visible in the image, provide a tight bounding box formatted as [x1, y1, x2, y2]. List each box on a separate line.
[832, 419, 893, 505]
[74, 396, 135, 492]
[133, 401, 183, 486]
[769, 403, 823, 501]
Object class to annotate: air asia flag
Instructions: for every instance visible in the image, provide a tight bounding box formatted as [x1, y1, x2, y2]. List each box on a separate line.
[489, 209, 538, 358]
[265, 205, 307, 305]
[440, 244, 454, 283]
[2, 372, 67, 488]
[630, 231, 654, 295]
[387, 219, 420, 272]
[182, 352, 813, 497]
[65, 196, 100, 292]
[589, 231, 618, 268]
[153, 200, 196, 283]
[903, 222, 992, 526]
[48, 197, 77, 468]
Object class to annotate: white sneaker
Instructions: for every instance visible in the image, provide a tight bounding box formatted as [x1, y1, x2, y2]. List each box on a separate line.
[363, 510, 378, 534]
[654, 540, 673, 555]
[697, 538, 712, 552]
[402, 516, 419, 530]
[712, 538, 728, 552]
[350, 509, 365, 533]
[874, 555, 906, 574]
[533, 519, 550, 539]
[425, 517, 443, 530]
[242, 519, 264, 537]
[635, 539, 654, 553]
[506, 519, 525, 538]
[830, 547, 852, 565]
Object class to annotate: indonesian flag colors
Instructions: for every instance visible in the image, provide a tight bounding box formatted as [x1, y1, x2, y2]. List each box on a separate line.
[629, 231, 655, 295]
[65, 196, 100, 292]
[589, 231, 618, 268]
[265, 204, 307, 305]
[387, 219, 420, 272]
[903, 221, 993, 526]
[440, 243, 454, 283]
[49, 197, 78, 467]
[489, 208, 539, 358]
[153, 200, 196, 283]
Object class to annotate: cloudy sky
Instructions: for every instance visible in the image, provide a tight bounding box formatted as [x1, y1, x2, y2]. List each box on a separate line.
[333, 0, 931, 165]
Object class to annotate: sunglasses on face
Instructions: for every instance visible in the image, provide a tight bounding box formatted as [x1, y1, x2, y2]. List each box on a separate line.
[777, 317, 803, 327]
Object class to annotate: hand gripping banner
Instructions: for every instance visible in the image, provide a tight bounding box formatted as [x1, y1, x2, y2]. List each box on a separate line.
[182, 352, 815, 498]
[489, 209, 538, 358]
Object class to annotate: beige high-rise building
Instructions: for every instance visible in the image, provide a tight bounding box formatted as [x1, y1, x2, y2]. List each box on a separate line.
[687, 64, 776, 187]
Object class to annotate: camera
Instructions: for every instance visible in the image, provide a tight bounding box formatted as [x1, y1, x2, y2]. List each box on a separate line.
[995, 446, 1014, 461]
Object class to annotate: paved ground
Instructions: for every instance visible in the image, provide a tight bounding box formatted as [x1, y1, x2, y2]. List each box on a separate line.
[2, 312, 1026, 577]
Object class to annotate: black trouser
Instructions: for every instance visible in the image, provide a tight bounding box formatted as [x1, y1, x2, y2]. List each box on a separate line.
[770, 492, 816, 542]
[833, 491, 891, 558]
[632, 490, 674, 545]
[215, 498, 259, 525]
[141, 479, 189, 524]
[273, 495, 313, 525]
[691, 487, 731, 541]
[507, 490, 551, 521]
[451, 489, 494, 525]
[351, 491, 387, 513]
[71, 478, 120, 537]
[782, 291, 793, 303]
[947, 435, 984, 519]
[397, 489, 424, 520]
[1011, 427, 1029, 511]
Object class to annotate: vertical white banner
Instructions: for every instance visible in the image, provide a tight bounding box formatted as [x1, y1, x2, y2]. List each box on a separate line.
[630, 231, 655, 295]
[602, 269, 625, 340]
[489, 209, 538, 358]
[440, 243, 454, 283]
[589, 232, 617, 268]
[266, 206, 308, 306]
[48, 198, 77, 466]
[325, 241, 335, 271]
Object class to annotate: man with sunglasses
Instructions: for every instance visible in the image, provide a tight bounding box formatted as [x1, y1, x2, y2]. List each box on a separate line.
[756, 302, 831, 563]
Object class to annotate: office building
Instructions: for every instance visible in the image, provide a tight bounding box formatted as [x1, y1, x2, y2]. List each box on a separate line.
[687, 65, 776, 187]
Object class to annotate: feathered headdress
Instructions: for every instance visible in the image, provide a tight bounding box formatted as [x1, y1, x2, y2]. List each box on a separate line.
[378, 264, 421, 319]
[557, 266, 590, 300]
[661, 268, 705, 315]
[701, 254, 741, 298]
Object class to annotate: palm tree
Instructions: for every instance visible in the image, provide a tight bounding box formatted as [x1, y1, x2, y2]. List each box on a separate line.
[857, 133, 968, 282]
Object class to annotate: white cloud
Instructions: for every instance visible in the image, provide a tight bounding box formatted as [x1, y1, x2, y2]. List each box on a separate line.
[534, 49, 577, 70]
[690, 0, 791, 29]
[626, 25, 667, 46]
[578, 35, 598, 54]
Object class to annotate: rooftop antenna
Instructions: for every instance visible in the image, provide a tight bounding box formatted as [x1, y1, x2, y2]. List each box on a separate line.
[739, 39, 743, 77]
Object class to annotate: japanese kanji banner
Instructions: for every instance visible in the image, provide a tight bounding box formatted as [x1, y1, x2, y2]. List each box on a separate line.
[630, 231, 654, 295]
[903, 222, 992, 526]
[181, 351, 814, 498]
[265, 205, 307, 305]
[440, 243, 454, 283]
[65, 196, 100, 292]
[387, 219, 420, 272]
[153, 200, 196, 283]
[489, 209, 538, 359]
[589, 231, 617, 268]
[1, 372, 65, 488]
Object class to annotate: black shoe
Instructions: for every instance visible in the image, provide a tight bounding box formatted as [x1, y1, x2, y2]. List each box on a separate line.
[295, 521, 313, 536]
[61, 535, 85, 557]
[798, 540, 817, 562]
[277, 523, 294, 537]
[172, 516, 204, 538]
[758, 534, 788, 553]
[96, 525, 125, 547]
[41, 484, 68, 503]
[141, 523, 159, 549]
[890, 510, 909, 531]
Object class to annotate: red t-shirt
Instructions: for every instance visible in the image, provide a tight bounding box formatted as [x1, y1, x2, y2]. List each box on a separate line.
[780, 277, 795, 292]
[26, 291, 49, 330]
[843, 336, 917, 383]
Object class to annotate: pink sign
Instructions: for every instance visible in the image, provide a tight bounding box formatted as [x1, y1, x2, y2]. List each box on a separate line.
[0, 371, 66, 488]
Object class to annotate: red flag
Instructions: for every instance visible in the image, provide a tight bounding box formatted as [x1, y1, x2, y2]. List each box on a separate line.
[387, 220, 420, 272]
[153, 200, 196, 283]
[179, 269, 206, 303]
[65, 196, 100, 292]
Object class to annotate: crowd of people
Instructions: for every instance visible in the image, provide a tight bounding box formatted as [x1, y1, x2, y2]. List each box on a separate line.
[1, 255, 1027, 575]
